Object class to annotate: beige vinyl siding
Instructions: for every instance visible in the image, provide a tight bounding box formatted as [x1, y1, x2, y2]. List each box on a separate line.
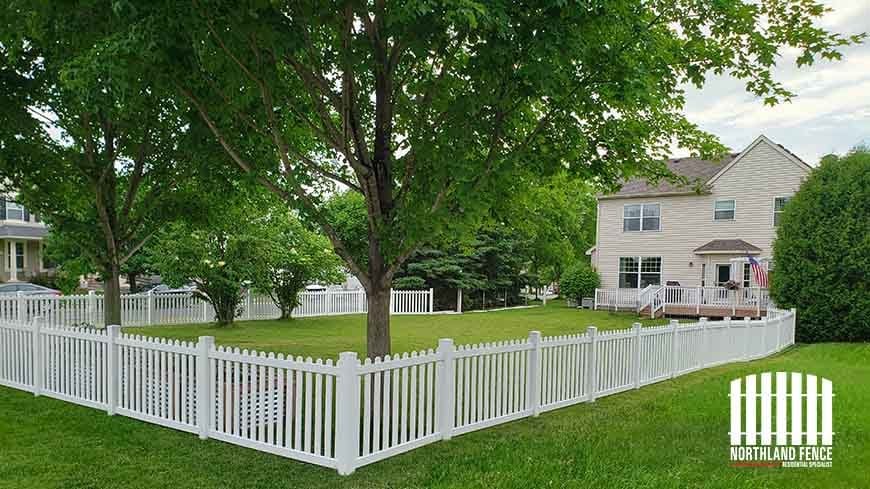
[595, 139, 809, 288]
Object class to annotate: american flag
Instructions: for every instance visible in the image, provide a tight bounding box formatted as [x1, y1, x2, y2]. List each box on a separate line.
[748, 257, 768, 288]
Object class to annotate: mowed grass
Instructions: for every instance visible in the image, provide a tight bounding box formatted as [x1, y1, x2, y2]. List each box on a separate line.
[1, 343, 867, 489]
[125, 301, 668, 360]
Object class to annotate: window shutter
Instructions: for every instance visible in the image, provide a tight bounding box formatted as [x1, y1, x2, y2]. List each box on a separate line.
[23, 207, 30, 222]
[0, 198, 5, 220]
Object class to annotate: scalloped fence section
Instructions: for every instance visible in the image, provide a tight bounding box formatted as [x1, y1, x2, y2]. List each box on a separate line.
[0, 308, 796, 474]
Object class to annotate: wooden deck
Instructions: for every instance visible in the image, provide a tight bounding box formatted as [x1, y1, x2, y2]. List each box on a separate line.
[641, 304, 767, 319]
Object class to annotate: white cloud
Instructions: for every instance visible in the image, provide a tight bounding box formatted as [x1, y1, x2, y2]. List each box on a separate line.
[678, 1, 870, 164]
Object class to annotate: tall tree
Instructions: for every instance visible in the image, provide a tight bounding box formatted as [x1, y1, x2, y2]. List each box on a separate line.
[166, 0, 858, 357]
[0, 1, 198, 325]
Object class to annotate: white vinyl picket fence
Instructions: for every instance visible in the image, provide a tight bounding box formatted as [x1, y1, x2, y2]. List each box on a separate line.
[0, 288, 435, 328]
[0, 308, 796, 475]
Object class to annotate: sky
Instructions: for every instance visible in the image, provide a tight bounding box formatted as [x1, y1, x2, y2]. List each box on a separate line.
[677, 0, 870, 165]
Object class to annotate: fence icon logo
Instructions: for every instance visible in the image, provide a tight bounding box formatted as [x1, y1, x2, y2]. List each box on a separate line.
[729, 372, 833, 468]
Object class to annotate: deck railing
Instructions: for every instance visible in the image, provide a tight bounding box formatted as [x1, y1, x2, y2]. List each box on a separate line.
[595, 286, 770, 317]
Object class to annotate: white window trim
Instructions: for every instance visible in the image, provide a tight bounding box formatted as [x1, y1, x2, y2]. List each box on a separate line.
[742, 262, 751, 288]
[7, 240, 27, 271]
[622, 202, 662, 233]
[713, 198, 736, 221]
[618, 256, 663, 289]
[773, 195, 792, 226]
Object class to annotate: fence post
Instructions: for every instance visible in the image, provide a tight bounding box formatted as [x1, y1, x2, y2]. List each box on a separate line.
[593, 289, 598, 310]
[527, 331, 542, 415]
[699, 317, 709, 367]
[146, 291, 154, 326]
[245, 289, 253, 320]
[32, 316, 43, 396]
[429, 288, 435, 314]
[790, 308, 797, 345]
[743, 317, 751, 360]
[197, 335, 215, 439]
[202, 300, 209, 322]
[88, 290, 97, 325]
[16, 291, 25, 323]
[756, 288, 761, 317]
[585, 326, 598, 402]
[456, 289, 463, 314]
[106, 325, 120, 415]
[696, 289, 701, 315]
[436, 338, 455, 440]
[632, 322, 642, 389]
[669, 320, 679, 378]
[724, 317, 732, 360]
[335, 351, 360, 476]
[773, 314, 782, 351]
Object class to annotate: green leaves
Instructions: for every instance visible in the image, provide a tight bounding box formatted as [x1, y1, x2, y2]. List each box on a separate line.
[772, 148, 870, 342]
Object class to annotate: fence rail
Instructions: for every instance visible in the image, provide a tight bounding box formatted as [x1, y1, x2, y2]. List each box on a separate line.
[0, 288, 435, 328]
[0, 307, 796, 475]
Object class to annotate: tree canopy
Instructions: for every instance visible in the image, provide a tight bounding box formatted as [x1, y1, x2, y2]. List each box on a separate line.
[0, 0, 206, 324]
[160, 0, 860, 356]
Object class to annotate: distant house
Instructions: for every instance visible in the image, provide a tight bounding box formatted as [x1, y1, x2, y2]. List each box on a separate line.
[0, 196, 48, 282]
[589, 135, 811, 290]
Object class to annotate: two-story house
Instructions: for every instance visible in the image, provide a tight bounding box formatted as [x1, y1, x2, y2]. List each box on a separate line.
[0, 196, 48, 282]
[589, 135, 811, 292]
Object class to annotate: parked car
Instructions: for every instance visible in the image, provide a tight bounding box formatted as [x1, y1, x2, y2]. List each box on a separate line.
[143, 283, 196, 295]
[0, 283, 62, 296]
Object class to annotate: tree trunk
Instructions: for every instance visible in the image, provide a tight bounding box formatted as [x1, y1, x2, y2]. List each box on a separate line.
[366, 282, 391, 359]
[128, 272, 138, 294]
[103, 264, 122, 326]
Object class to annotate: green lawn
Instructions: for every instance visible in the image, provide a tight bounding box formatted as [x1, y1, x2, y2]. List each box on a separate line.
[1, 343, 866, 489]
[126, 301, 668, 360]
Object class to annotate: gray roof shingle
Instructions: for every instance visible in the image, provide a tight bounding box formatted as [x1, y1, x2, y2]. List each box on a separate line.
[608, 154, 739, 198]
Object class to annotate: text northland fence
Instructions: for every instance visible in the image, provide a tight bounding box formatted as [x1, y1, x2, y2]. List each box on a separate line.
[0, 288, 435, 328]
[0, 308, 796, 474]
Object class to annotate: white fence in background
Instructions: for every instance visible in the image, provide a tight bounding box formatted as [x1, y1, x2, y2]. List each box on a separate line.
[0, 308, 796, 474]
[0, 288, 435, 328]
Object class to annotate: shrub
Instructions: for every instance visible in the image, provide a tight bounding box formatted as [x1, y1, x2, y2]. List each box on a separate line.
[771, 149, 870, 342]
[560, 262, 600, 304]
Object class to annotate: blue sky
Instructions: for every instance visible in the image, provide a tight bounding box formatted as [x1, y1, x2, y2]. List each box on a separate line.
[678, 0, 869, 165]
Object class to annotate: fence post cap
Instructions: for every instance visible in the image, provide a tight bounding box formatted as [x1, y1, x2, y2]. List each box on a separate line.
[699, 317, 708, 322]
[338, 351, 358, 362]
[669, 319, 679, 326]
[585, 325, 597, 334]
[107, 324, 121, 333]
[437, 338, 454, 349]
[724, 316, 731, 321]
[632, 322, 642, 328]
[198, 335, 215, 346]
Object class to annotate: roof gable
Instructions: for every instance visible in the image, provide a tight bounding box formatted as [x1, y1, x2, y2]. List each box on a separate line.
[601, 135, 811, 200]
[706, 135, 813, 185]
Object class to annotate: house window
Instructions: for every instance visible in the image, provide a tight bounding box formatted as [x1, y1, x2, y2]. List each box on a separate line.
[8, 242, 24, 270]
[743, 263, 751, 288]
[715, 264, 731, 286]
[714, 199, 735, 220]
[5, 202, 24, 221]
[774, 196, 791, 226]
[700, 263, 706, 287]
[619, 256, 661, 288]
[623, 203, 660, 232]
